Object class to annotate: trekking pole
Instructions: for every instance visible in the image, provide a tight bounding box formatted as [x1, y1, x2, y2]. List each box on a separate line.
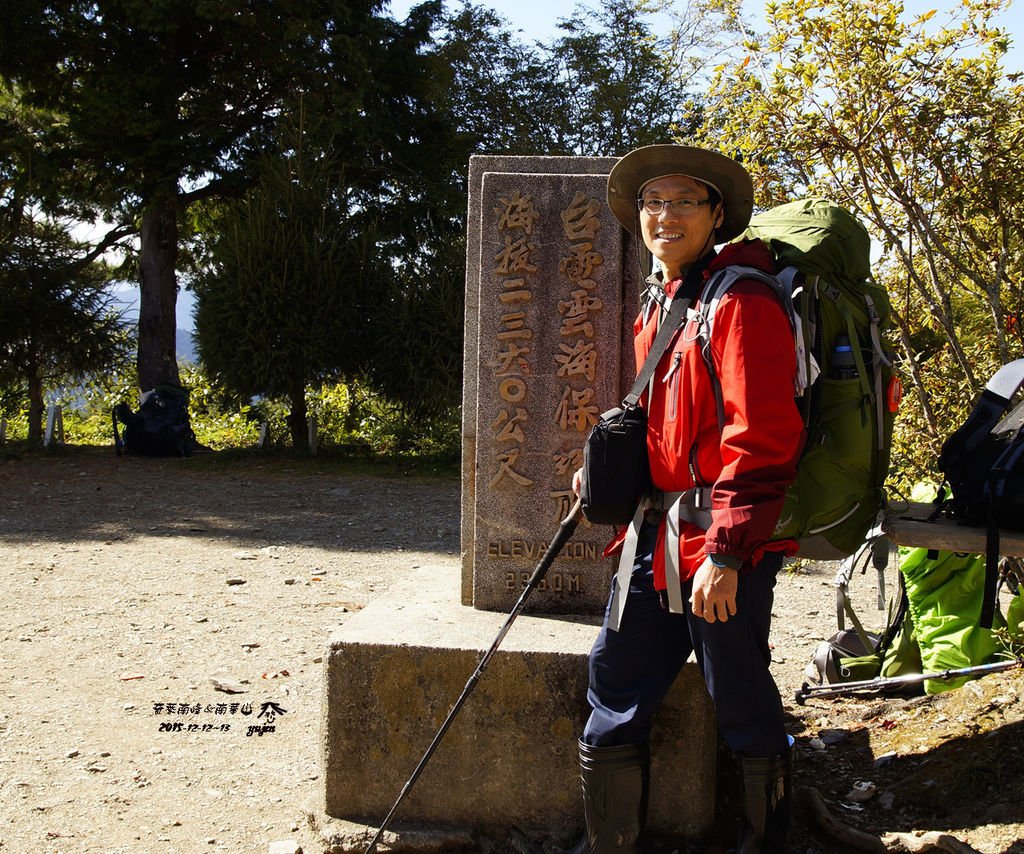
[795, 657, 1023, 705]
[363, 498, 585, 854]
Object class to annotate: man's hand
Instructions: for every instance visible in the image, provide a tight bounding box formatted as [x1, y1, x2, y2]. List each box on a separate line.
[690, 556, 738, 623]
[572, 466, 583, 496]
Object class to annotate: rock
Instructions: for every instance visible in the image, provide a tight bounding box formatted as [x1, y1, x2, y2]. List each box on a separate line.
[210, 678, 247, 694]
[226, 577, 247, 586]
[844, 780, 876, 803]
[268, 841, 302, 854]
[873, 751, 896, 768]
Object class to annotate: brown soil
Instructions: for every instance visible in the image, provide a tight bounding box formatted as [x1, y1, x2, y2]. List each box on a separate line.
[1, 447, 1022, 854]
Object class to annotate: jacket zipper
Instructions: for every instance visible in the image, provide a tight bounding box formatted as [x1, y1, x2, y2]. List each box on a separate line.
[688, 443, 706, 488]
[663, 351, 682, 420]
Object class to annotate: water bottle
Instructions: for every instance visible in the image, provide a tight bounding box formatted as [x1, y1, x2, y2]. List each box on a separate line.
[831, 335, 858, 380]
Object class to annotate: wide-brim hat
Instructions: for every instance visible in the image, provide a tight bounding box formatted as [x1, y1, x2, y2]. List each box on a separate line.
[607, 144, 754, 241]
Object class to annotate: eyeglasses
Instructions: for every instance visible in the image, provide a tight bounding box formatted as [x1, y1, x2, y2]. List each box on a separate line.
[637, 197, 712, 215]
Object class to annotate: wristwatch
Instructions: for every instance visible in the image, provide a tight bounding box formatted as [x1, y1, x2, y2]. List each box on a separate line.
[708, 553, 742, 570]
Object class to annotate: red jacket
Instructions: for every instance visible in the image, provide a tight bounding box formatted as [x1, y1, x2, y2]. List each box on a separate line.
[610, 239, 805, 590]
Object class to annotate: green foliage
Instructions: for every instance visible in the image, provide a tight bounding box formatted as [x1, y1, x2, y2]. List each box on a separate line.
[0, 0, 430, 390]
[427, 2, 553, 158]
[697, 0, 1024, 482]
[543, 0, 739, 154]
[194, 114, 365, 402]
[0, 218, 132, 381]
[5, 360, 459, 461]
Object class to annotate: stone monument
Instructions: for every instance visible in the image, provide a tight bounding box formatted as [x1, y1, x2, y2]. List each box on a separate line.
[461, 155, 640, 614]
[320, 155, 716, 846]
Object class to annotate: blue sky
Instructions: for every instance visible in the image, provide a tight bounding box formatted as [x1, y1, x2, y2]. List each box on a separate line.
[387, 0, 1022, 70]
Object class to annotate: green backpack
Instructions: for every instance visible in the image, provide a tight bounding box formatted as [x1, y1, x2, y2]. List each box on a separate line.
[698, 198, 898, 559]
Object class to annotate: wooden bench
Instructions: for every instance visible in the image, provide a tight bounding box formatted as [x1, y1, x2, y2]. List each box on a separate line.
[883, 501, 1024, 554]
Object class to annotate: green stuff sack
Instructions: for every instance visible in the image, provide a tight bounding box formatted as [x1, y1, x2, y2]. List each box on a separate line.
[899, 548, 1002, 694]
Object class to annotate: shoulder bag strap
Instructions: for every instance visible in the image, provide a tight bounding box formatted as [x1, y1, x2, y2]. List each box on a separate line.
[621, 294, 691, 409]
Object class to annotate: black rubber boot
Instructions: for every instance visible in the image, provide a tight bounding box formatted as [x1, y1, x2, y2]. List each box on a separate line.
[566, 739, 650, 853]
[736, 748, 792, 854]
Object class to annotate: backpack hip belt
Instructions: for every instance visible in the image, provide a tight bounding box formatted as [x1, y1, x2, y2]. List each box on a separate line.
[608, 487, 712, 630]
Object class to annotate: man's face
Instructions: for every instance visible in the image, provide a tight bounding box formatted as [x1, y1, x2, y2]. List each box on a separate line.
[638, 175, 723, 279]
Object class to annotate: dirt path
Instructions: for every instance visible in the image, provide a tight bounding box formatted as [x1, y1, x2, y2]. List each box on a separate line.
[2, 449, 1022, 853]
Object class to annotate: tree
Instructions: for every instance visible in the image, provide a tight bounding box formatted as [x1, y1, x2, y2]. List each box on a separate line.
[192, 116, 374, 451]
[696, 0, 1024, 482]
[541, 0, 746, 155]
[0, 82, 132, 444]
[0, 214, 132, 445]
[426, 2, 555, 158]
[0, 0, 414, 393]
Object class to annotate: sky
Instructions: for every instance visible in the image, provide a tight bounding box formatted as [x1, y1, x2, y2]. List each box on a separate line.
[387, 0, 1023, 70]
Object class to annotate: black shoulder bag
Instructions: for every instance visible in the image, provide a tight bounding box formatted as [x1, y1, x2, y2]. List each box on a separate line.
[938, 359, 1024, 627]
[580, 292, 692, 525]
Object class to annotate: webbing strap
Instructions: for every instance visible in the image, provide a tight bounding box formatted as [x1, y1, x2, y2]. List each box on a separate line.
[607, 488, 712, 631]
[623, 295, 692, 409]
[841, 307, 872, 400]
[608, 502, 648, 632]
[839, 588, 877, 654]
[664, 502, 685, 614]
[982, 512, 1001, 630]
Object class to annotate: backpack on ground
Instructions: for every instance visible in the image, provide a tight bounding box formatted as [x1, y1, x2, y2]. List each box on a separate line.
[804, 531, 923, 696]
[936, 358, 1024, 627]
[697, 198, 899, 560]
[113, 384, 198, 458]
[804, 533, 1023, 697]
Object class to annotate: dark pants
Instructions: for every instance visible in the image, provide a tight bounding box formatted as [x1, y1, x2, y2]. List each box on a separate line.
[582, 523, 788, 759]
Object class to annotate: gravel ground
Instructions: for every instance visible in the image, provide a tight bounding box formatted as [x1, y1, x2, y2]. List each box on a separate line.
[2, 447, 1021, 854]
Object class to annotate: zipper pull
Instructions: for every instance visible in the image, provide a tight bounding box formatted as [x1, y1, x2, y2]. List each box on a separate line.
[663, 352, 682, 383]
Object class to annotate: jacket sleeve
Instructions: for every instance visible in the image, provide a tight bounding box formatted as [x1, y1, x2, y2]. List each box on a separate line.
[703, 281, 806, 561]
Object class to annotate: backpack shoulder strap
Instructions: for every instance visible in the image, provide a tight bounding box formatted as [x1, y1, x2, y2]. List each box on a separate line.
[692, 265, 797, 430]
[695, 265, 787, 333]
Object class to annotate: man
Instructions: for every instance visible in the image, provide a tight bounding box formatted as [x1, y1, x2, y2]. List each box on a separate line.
[570, 145, 805, 853]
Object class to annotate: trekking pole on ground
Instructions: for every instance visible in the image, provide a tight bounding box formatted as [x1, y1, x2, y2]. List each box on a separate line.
[363, 498, 585, 854]
[795, 658, 1023, 705]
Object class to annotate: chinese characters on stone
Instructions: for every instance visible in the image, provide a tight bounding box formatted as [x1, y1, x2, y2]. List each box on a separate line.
[489, 190, 539, 492]
[552, 191, 604, 520]
[488, 189, 605, 525]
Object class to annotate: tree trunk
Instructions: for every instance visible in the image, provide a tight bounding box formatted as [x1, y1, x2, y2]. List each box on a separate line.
[287, 383, 309, 453]
[26, 365, 44, 447]
[138, 195, 181, 392]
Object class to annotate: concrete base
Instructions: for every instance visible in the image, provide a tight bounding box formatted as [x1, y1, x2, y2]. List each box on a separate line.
[321, 565, 717, 840]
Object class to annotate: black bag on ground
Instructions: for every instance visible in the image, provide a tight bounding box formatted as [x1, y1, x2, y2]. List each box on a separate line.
[113, 384, 197, 457]
[580, 406, 651, 525]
